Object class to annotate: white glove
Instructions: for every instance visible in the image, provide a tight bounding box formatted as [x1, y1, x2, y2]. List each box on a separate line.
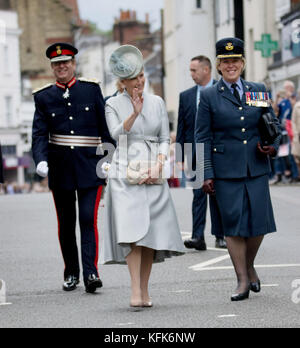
[101, 162, 111, 178]
[36, 161, 49, 178]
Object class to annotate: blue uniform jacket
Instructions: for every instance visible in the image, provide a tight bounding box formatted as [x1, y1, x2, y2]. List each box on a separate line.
[176, 81, 217, 165]
[32, 79, 115, 190]
[176, 85, 198, 163]
[195, 79, 281, 180]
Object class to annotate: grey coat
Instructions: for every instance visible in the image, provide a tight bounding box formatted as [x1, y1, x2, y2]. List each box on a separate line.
[100, 91, 185, 264]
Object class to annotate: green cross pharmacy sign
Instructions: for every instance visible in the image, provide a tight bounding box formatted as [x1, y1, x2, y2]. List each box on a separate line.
[254, 34, 278, 58]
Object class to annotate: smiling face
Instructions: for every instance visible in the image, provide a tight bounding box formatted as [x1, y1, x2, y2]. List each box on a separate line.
[121, 70, 146, 97]
[51, 59, 76, 84]
[217, 58, 245, 84]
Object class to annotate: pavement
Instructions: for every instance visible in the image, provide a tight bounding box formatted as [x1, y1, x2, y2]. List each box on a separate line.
[0, 186, 299, 328]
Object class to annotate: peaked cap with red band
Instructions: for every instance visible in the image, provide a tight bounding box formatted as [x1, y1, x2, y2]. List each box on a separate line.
[46, 43, 78, 63]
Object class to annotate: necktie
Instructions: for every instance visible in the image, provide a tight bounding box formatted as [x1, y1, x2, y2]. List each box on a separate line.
[196, 86, 201, 111]
[231, 83, 241, 104]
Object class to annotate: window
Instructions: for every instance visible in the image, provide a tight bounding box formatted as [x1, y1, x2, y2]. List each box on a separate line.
[292, 0, 300, 11]
[0, 0, 12, 10]
[196, 0, 202, 9]
[1, 145, 16, 156]
[3, 44, 11, 74]
[5, 96, 12, 126]
[227, 0, 231, 22]
[215, 0, 220, 26]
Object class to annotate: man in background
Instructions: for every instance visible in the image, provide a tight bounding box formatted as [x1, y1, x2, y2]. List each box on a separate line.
[176, 56, 226, 250]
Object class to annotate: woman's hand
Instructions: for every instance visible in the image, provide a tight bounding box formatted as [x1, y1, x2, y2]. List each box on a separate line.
[131, 87, 144, 116]
[124, 88, 144, 132]
[257, 142, 277, 157]
[139, 163, 162, 185]
[202, 179, 215, 195]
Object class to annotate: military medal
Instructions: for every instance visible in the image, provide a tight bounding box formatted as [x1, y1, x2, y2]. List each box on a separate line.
[63, 88, 70, 99]
[246, 92, 251, 105]
[246, 91, 271, 107]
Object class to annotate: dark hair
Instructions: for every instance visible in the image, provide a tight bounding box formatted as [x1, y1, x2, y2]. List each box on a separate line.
[191, 56, 212, 70]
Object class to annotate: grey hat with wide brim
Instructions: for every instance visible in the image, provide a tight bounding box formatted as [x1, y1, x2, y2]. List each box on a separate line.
[109, 45, 144, 80]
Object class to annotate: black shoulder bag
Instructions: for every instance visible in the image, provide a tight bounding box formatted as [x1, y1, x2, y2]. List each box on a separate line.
[258, 113, 281, 146]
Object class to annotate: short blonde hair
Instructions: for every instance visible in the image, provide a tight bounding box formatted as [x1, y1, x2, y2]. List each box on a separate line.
[116, 80, 125, 93]
[216, 57, 246, 76]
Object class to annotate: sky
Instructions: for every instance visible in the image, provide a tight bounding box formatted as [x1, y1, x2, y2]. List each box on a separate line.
[77, 0, 164, 32]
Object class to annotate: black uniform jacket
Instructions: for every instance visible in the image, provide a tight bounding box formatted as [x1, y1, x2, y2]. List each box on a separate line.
[32, 79, 115, 190]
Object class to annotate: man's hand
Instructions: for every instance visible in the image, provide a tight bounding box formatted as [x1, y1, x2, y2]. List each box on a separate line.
[36, 161, 49, 178]
[257, 142, 277, 157]
[202, 179, 215, 195]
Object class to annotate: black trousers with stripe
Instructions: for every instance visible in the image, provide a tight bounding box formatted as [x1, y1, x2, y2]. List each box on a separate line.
[52, 186, 103, 281]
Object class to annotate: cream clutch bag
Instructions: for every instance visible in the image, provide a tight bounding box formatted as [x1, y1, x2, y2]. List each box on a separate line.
[126, 160, 165, 185]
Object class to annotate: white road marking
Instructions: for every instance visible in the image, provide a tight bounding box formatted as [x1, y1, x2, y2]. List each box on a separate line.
[117, 322, 135, 326]
[184, 231, 300, 276]
[261, 284, 279, 287]
[218, 314, 238, 318]
[0, 280, 11, 306]
[189, 254, 231, 271]
[170, 290, 192, 294]
[191, 264, 300, 272]
[207, 247, 228, 252]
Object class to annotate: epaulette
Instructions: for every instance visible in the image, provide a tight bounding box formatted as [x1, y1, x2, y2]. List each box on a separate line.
[78, 77, 100, 85]
[32, 83, 53, 95]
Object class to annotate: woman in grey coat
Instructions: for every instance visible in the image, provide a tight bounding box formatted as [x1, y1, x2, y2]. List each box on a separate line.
[100, 45, 184, 308]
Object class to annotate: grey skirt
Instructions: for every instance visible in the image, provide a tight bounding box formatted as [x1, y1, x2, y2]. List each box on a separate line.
[214, 175, 277, 238]
[99, 178, 185, 265]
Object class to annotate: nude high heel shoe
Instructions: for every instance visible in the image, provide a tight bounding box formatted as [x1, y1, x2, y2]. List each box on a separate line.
[142, 298, 153, 308]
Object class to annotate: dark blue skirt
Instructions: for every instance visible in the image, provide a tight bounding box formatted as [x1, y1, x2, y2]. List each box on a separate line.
[214, 175, 277, 238]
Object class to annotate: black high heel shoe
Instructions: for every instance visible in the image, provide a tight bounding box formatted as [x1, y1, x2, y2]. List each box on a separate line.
[250, 279, 261, 293]
[231, 287, 250, 302]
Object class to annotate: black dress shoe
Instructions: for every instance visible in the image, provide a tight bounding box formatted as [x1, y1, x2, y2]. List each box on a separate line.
[85, 274, 103, 294]
[231, 288, 250, 302]
[63, 275, 79, 292]
[184, 238, 207, 251]
[215, 238, 227, 249]
[250, 279, 261, 293]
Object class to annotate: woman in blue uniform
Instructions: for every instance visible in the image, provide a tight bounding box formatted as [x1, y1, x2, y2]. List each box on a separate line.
[195, 38, 281, 301]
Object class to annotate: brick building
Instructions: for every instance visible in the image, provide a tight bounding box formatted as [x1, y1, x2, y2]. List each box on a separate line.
[112, 10, 163, 97]
[0, 0, 81, 91]
[113, 10, 154, 59]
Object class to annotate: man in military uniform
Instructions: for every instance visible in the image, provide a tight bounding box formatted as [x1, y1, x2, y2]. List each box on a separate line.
[32, 43, 115, 293]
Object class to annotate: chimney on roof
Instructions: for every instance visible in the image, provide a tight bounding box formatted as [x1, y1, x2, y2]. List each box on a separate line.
[145, 13, 149, 24]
